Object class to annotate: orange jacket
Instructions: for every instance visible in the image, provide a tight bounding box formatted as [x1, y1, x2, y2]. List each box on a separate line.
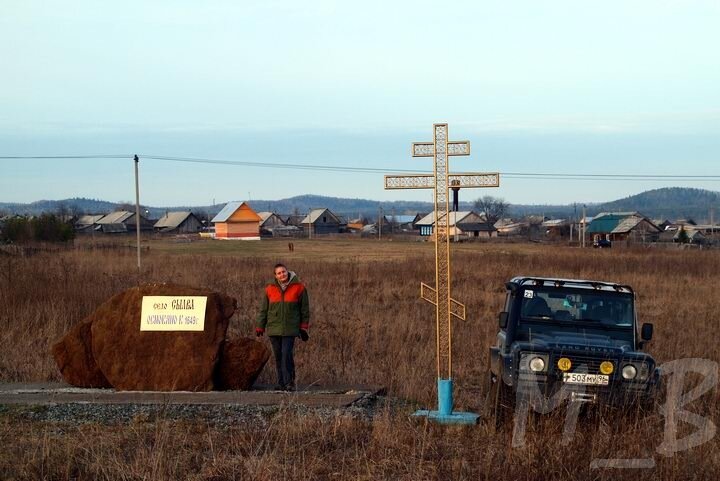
[255, 273, 310, 336]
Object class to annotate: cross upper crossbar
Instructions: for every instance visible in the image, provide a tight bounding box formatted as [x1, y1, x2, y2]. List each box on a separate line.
[412, 141, 471, 157]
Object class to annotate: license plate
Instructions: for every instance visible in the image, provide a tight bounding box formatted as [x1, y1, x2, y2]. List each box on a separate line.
[563, 373, 609, 385]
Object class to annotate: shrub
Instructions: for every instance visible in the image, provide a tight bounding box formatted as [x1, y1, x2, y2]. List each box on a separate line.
[0, 214, 74, 243]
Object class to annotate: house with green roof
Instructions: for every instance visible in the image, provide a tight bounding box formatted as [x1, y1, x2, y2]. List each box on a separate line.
[586, 212, 661, 246]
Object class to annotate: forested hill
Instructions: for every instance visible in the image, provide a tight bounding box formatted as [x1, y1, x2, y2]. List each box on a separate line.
[512, 188, 720, 222]
[2, 188, 719, 222]
[596, 187, 720, 221]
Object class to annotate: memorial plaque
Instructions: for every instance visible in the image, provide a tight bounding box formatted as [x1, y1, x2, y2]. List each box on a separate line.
[140, 296, 208, 331]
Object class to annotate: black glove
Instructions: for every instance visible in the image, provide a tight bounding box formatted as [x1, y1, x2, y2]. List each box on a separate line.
[299, 329, 309, 342]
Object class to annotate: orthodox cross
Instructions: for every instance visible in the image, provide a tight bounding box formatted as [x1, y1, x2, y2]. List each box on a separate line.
[385, 123, 499, 382]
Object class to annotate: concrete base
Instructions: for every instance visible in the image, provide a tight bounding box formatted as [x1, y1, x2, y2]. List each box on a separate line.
[0, 382, 385, 409]
[413, 409, 480, 425]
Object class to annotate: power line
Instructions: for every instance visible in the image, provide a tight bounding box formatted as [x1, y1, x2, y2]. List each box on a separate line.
[142, 154, 400, 174]
[0, 154, 129, 159]
[2, 153, 720, 181]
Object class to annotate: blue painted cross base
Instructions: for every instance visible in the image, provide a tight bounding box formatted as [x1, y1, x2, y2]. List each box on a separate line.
[413, 379, 480, 425]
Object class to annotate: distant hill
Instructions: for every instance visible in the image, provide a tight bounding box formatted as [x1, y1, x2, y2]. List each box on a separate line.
[594, 187, 720, 221]
[2, 188, 719, 223]
[511, 188, 720, 222]
[0, 198, 121, 217]
[244, 195, 439, 220]
[0, 195, 440, 221]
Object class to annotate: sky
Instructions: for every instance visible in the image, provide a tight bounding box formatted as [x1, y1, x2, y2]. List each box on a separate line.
[1, 0, 719, 207]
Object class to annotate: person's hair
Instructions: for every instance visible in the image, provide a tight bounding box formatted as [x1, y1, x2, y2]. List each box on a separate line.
[274, 263, 287, 271]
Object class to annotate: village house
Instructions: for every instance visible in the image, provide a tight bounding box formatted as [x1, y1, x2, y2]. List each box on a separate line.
[153, 211, 203, 234]
[683, 228, 707, 244]
[415, 211, 495, 239]
[211, 201, 261, 240]
[371, 214, 425, 235]
[346, 217, 368, 233]
[257, 212, 286, 236]
[541, 218, 570, 240]
[496, 218, 536, 237]
[74, 214, 105, 233]
[384, 214, 418, 233]
[653, 219, 672, 231]
[658, 221, 716, 245]
[95, 211, 154, 234]
[411, 213, 429, 230]
[586, 212, 661, 246]
[284, 214, 305, 227]
[301, 208, 343, 235]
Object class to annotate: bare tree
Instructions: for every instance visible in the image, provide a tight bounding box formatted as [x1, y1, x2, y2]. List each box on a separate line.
[56, 202, 69, 219]
[474, 195, 510, 235]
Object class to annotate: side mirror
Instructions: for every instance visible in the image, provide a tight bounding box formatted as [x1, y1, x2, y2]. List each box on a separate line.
[641, 323, 654, 341]
[499, 311, 509, 329]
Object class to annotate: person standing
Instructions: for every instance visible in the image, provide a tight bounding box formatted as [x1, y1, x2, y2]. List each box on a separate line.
[256, 263, 310, 391]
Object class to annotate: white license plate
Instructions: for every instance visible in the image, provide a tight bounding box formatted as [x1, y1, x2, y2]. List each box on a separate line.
[563, 373, 609, 385]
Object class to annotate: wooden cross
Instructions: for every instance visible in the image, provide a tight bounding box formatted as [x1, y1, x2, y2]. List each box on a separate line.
[384, 123, 499, 380]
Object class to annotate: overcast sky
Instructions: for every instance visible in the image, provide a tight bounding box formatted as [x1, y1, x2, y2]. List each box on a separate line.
[2, 0, 719, 207]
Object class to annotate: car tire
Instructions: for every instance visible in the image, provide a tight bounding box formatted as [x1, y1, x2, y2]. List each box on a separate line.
[484, 372, 513, 429]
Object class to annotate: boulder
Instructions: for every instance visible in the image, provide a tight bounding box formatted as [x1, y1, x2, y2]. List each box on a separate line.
[214, 337, 271, 390]
[51, 319, 111, 388]
[90, 284, 237, 391]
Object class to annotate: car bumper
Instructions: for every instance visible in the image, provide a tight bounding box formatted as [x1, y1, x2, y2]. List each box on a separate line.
[513, 371, 659, 406]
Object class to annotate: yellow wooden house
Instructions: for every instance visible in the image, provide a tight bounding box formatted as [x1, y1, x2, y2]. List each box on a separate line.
[211, 201, 261, 240]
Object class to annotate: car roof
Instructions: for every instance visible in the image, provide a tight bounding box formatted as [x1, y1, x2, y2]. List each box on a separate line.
[509, 276, 634, 294]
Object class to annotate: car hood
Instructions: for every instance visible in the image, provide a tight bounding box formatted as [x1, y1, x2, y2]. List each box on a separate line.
[521, 331, 633, 355]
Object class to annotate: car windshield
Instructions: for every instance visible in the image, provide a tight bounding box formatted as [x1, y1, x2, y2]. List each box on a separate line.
[520, 287, 634, 329]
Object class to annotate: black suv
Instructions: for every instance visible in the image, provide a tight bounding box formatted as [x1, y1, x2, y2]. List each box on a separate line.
[593, 238, 612, 248]
[488, 277, 660, 416]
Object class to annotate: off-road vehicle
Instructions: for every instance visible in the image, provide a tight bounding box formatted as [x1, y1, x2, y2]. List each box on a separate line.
[488, 277, 660, 418]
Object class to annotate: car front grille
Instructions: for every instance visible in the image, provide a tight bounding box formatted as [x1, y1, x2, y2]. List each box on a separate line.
[552, 354, 615, 375]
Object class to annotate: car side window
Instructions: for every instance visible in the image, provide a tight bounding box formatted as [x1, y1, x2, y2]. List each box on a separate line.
[503, 293, 512, 320]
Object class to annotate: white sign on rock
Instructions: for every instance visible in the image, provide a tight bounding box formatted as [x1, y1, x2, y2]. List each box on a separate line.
[140, 296, 208, 331]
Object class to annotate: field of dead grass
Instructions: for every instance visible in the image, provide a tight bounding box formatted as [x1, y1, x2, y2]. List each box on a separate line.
[1, 237, 718, 480]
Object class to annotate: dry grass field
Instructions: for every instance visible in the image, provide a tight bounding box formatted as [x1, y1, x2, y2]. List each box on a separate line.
[1, 237, 718, 480]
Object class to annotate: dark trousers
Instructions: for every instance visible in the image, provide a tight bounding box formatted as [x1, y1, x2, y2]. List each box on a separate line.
[269, 336, 296, 388]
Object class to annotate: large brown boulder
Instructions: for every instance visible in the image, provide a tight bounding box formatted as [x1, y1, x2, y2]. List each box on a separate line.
[90, 284, 236, 391]
[214, 337, 271, 390]
[51, 319, 111, 388]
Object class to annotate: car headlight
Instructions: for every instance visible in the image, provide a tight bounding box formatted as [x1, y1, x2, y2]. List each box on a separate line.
[520, 353, 548, 372]
[529, 357, 546, 372]
[622, 364, 637, 380]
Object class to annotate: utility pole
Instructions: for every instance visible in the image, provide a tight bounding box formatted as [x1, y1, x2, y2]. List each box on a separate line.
[391, 207, 395, 237]
[711, 208, 715, 245]
[308, 209, 313, 239]
[378, 206, 383, 240]
[134, 155, 141, 271]
[582, 204, 586, 248]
